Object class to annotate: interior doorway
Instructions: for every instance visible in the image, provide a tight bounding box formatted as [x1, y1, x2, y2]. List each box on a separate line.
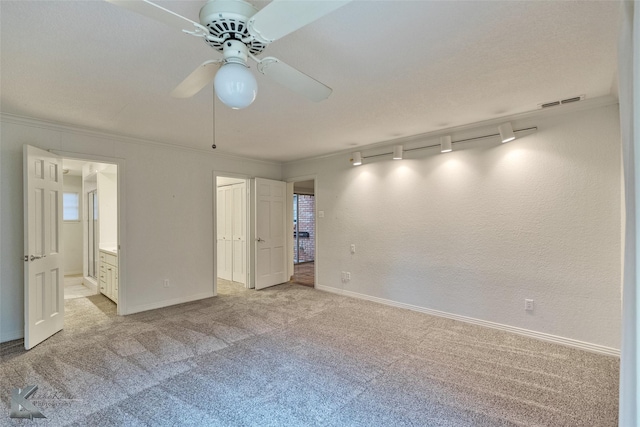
[291, 179, 315, 287]
[23, 145, 123, 349]
[61, 158, 119, 305]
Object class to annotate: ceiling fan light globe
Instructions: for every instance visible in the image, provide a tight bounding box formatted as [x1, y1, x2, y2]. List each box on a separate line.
[214, 62, 257, 109]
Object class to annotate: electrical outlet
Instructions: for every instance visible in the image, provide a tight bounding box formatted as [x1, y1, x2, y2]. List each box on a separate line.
[525, 299, 534, 311]
[164, 279, 170, 288]
[350, 244, 356, 254]
[346, 272, 351, 281]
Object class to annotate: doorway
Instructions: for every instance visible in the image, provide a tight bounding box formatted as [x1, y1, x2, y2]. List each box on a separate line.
[61, 158, 119, 305]
[24, 145, 124, 349]
[291, 180, 315, 287]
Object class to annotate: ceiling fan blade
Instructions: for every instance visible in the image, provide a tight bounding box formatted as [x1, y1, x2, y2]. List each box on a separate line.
[171, 60, 222, 98]
[248, 0, 351, 44]
[106, 0, 203, 33]
[256, 57, 332, 102]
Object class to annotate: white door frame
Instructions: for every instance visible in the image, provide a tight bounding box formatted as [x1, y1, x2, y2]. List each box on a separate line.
[213, 171, 252, 292]
[286, 175, 317, 286]
[52, 150, 126, 315]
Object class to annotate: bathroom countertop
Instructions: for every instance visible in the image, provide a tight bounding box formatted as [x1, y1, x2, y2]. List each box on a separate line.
[99, 247, 118, 255]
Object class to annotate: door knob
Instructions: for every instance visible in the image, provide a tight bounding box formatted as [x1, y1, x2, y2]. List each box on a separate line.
[256, 237, 264, 242]
[29, 255, 43, 261]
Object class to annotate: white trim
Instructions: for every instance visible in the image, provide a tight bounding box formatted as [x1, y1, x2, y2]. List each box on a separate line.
[1, 113, 280, 167]
[316, 285, 620, 357]
[1, 97, 617, 168]
[51, 150, 126, 316]
[1, 329, 24, 343]
[82, 277, 98, 293]
[283, 95, 619, 166]
[64, 270, 83, 276]
[286, 174, 317, 287]
[213, 171, 253, 292]
[124, 291, 214, 315]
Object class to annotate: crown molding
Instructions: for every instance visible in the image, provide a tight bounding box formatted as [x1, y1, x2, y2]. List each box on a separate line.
[0, 112, 282, 167]
[283, 95, 620, 166]
[2, 94, 618, 168]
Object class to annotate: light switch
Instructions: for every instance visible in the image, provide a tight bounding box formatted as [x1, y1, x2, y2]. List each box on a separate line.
[318, 210, 325, 218]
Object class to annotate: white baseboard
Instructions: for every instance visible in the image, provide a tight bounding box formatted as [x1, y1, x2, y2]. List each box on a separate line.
[64, 270, 83, 276]
[316, 285, 620, 357]
[123, 291, 215, 315]
[1, 329, 24, 344]
[83, 277, 98, 293]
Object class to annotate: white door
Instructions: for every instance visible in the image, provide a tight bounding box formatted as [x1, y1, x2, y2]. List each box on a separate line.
[231, 182, 246, 284]
[255, 178, 287, 290]
[23, 145, 64, 350]
[216, 187, 232, 280]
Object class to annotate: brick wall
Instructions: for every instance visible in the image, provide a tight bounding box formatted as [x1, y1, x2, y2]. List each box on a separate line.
[295, 194, 315, 262]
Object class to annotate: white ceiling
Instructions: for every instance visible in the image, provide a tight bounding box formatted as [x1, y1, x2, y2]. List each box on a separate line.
[1, 1, 620, 163]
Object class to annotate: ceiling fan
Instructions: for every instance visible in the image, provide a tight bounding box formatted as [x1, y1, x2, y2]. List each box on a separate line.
[106, 0, 351, 109]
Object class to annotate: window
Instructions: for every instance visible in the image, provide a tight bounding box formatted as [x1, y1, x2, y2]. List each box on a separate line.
[63, 192, 80, 221]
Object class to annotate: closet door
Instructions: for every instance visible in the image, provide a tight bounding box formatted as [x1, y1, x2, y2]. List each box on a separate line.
[231, 182, 246, 284]
[216, 187, 232, 280]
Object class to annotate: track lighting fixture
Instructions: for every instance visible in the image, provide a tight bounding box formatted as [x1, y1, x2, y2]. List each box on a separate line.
[348, 124, 536, 165]
[498, 122, 516, 143]
[440, 136, 452, 153]
[351, 152, 362, 166]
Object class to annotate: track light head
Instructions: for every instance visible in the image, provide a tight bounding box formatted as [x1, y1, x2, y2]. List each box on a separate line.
[393, 146, 403, 160]
[440, 135, 452, 153]
[498, 122, 516, 143]
[351, 152, 362, 166]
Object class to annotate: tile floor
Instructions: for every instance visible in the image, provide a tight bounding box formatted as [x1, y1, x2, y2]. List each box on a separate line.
[64, 275, 96, 300]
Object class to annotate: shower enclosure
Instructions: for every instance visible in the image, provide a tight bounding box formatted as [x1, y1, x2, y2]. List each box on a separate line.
[87, 190, 98, 279]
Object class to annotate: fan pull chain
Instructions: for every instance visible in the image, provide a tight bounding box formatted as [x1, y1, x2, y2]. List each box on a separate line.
[212, 89, 217, 149]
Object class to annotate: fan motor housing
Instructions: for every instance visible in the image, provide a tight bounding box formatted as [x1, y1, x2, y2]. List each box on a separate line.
[199, 0, 266, 55]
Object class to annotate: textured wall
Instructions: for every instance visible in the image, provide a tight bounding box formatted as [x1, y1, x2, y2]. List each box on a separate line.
[283, 104, 622, 349]
[0, 117, 281, 342]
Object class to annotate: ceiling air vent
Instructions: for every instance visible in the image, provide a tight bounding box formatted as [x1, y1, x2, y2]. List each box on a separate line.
[538, 95, 585, 109]
[540, 101, 560, 109]
[561, 96, 583, 104]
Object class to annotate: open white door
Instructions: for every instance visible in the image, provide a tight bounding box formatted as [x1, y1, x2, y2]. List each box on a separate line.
[255, 178, 287, 290]
[23, 145, 64, 350]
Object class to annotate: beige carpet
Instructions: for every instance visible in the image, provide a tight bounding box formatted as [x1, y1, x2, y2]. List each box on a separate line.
[0, 280, 618, 426]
